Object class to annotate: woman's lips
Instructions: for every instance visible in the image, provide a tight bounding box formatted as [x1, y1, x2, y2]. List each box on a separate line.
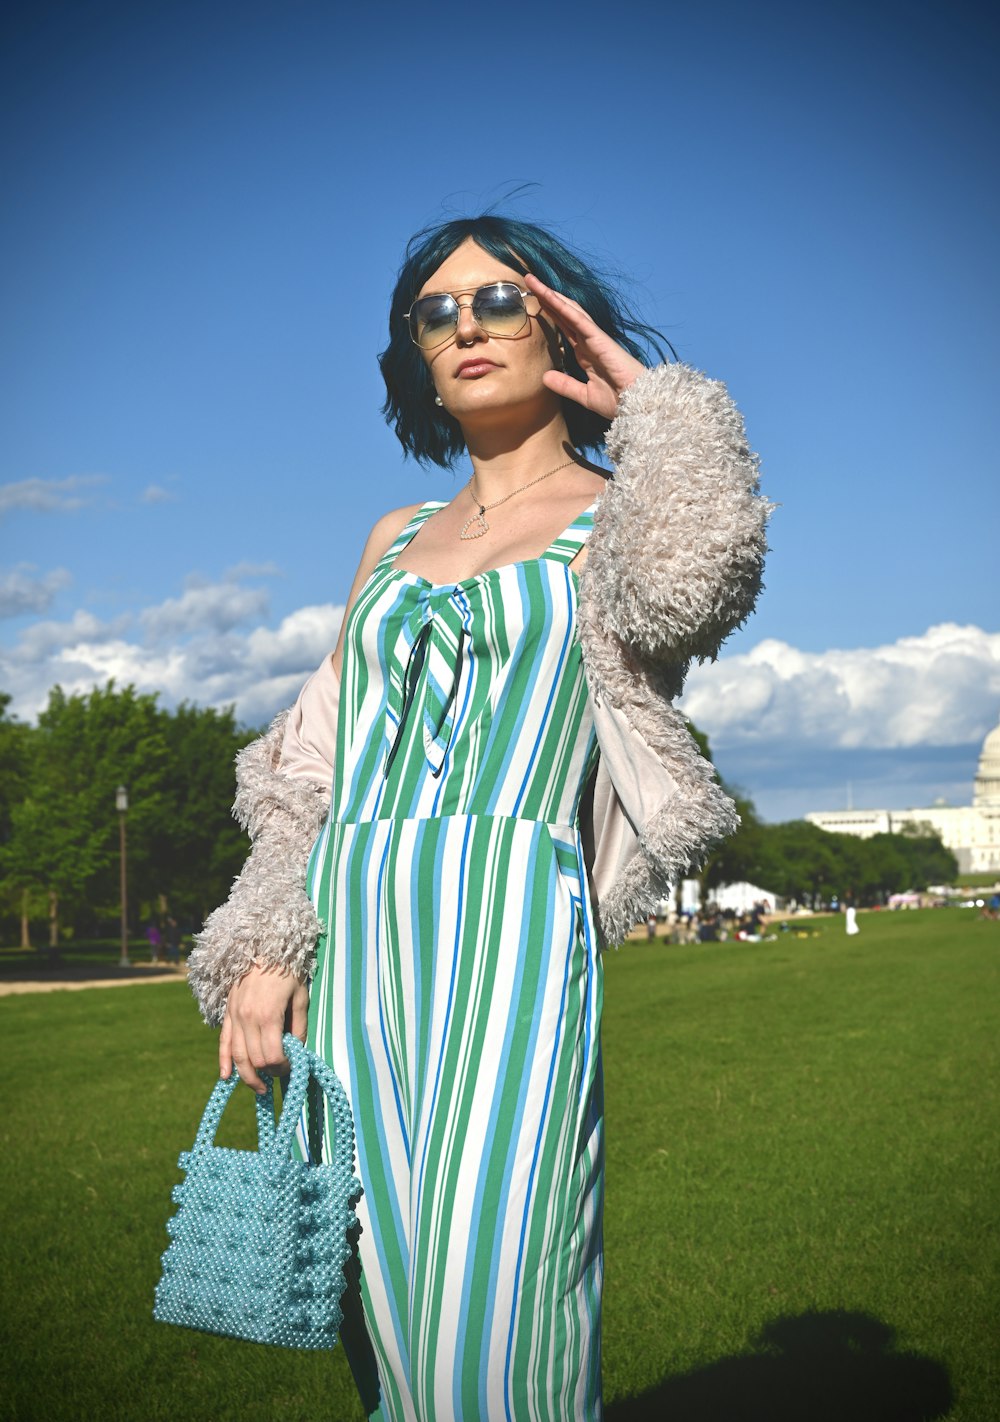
[455, 360, 498, 378]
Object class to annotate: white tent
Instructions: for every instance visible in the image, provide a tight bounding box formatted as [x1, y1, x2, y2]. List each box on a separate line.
[711, 881, 780, 915]
[657, 880, 781, 917]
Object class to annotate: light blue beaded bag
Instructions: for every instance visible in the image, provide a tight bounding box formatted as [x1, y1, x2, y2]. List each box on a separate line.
[153, 1033, 361, 1349]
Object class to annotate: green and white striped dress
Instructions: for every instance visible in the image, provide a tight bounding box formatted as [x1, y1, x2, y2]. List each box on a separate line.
[298, 497, 605, 1421]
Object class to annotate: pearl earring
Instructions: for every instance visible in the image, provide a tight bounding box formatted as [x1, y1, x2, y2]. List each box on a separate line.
[434, 395, 443, 407]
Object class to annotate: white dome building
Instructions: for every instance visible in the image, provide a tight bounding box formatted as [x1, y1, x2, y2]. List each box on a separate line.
[806, 715, 1000, 875]
[973, 720, 1000, 807]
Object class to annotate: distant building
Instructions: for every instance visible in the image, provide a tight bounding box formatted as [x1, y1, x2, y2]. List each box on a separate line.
[806, 716, 1000, 874]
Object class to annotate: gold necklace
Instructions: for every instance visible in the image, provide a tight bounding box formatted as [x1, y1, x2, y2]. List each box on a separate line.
[460, 459, 578, 540]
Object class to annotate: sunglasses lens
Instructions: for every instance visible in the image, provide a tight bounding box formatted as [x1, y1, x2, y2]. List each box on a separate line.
[408, 283, 529, 348]
[410, 294, 459, 349]
[473, 283, 528, 337]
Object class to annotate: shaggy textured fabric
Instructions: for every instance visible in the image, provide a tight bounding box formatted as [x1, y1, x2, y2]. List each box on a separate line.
[576, 361, 772, 945]
[595, 362, 771, 662]
[187, 709, 330, 1026]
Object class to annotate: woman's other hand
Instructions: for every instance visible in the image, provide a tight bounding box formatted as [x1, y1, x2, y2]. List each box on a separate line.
[218, 963, 309, 1094]
[524, 272, 647, 419]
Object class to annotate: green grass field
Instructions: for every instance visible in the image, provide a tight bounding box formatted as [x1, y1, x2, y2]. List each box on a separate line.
[1, 909, 996, 1421]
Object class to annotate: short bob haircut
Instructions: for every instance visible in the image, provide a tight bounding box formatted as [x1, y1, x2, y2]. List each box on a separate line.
[379, 215, 671, 468]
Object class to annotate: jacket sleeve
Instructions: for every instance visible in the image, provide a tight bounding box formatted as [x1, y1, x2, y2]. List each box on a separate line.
[186, 656, 340, 1026]
[595, 362, 774, 664]
[576, 362, 769, 943]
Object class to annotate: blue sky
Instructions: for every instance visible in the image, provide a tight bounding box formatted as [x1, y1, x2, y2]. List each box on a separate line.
[2, 0, 998, 820]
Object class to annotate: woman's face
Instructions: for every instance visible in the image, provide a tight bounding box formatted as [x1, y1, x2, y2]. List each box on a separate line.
[416, 237, 562, 428]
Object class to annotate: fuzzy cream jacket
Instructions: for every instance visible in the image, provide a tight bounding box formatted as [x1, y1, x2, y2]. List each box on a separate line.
[188, 363, 772, 1026]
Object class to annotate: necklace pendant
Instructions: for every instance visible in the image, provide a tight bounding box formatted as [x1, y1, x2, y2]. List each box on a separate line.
[460, 509, 489, 540]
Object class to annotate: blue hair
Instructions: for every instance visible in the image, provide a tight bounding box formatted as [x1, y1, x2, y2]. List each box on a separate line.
[379, 214, 672, 468]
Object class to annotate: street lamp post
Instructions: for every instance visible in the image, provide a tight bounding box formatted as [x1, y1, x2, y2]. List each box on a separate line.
[116, 785, 129, 967]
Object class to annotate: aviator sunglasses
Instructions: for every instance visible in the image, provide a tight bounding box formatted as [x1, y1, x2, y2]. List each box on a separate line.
[406, 282, 536, 351]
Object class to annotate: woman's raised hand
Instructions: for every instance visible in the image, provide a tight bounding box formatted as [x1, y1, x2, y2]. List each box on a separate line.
[219, 963, 309, 1094]
[524, 273, 647, 420]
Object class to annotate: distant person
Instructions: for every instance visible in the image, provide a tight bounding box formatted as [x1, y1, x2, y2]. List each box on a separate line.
[646, 912, 657, 939]
[845, 905, 860, 936]
[164, 917, 182, 964]
[145, 922, 162, 964]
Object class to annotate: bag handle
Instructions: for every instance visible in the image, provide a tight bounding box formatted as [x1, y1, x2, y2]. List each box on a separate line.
[190, 1071, 278, 1155]
[268, 1034, 355, 1179]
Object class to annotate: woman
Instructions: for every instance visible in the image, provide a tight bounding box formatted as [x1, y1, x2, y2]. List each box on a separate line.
[188, 214, 771, 1421]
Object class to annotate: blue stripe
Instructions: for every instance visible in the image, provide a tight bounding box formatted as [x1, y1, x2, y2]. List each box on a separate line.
[410, 816, 474, 1324]
[431, 591, 476, 814]
[471, 821, 555, 1420]
[503, 841, 575, 1420]
[343, 824, 411, 1373]
[480, 570, 541, 813]
[511, 564, 572, 816]
[374, 828, 411, 1164]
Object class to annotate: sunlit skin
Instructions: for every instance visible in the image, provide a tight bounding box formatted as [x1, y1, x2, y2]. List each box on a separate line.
[220, 236, 648, 1093]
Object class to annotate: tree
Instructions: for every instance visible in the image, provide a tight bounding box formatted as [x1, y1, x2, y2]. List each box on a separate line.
[151, 702, 256, 924]
[889, 828, 958, 889]
[0, 696, 41, 946]
[0, 682, 260, 945]
[2, 683, 172, 941]
[690, 740, 962, 908]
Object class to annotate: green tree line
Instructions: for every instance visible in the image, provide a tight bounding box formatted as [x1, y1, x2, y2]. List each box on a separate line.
[0, 685, 959, 948]
[0, 684, 259, 947]
[700, 764, 958, 908]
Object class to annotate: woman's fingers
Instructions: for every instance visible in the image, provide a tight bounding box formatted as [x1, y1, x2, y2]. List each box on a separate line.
[526, 270, 646, 409]
[288, 981, 310, 1044]
[221, 964, 305, 1094]
[524, 273, 599, 341]
[541, 368, 595, 406]
[219, 1014, 233, 1079]
[229, 1017, 269, 1095]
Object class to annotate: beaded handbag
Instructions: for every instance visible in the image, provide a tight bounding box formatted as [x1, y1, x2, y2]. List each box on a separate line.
[153, 1033, 361, 1349]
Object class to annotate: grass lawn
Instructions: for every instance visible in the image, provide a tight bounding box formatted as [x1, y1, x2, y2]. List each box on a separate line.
[1, 908, 996, 1421]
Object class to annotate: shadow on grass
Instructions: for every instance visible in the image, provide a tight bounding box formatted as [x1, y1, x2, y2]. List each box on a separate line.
[606, 1309, 952, 1422]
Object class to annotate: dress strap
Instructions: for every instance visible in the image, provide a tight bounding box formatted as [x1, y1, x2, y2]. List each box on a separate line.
[539, 497, 600, 566]
[377, 502, 444, 566]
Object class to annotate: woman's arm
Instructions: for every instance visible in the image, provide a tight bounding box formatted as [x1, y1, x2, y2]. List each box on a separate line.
[209, 666, 335, 1094]
[187, 503, 421, 1090]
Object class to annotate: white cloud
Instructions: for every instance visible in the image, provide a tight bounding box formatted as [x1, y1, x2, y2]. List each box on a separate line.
[140, 584, 271, 642]
[17, 609, 131, 660]
[0, 566, 71, 618]
[0, 571, 345, 725]
[224, 561, 282, 581]
[245, 606, 344, 677]
[681, 623, 1000, 752]
[0, 475, 109, 517]
[141, 484, 176, 504]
